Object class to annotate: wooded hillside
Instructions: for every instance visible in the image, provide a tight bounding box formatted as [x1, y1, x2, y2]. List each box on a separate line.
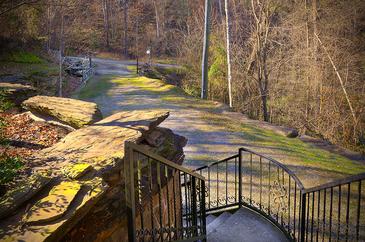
[1, 0, 364, 152]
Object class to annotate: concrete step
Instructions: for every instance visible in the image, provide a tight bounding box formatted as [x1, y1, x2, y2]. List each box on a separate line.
[207, 208, 289, 242]
[206, 212, 232, 234]
[206, 214, 217, 225]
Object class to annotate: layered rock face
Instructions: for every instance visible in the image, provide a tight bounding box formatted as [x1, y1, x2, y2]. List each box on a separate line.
[0, 82, 38, 106]
[22, 95, 103, 129]
[0, 109, 186, 242]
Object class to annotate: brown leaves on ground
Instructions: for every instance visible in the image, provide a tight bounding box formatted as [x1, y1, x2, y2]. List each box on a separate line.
[0, 111, 70, 185]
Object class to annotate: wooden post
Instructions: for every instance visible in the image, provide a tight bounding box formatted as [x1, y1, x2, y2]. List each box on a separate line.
[201, 0, 211, 100]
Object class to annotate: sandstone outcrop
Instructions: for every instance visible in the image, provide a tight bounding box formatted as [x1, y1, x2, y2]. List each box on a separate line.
[0, 109, 186, 242]
[22, 96, 103, 129]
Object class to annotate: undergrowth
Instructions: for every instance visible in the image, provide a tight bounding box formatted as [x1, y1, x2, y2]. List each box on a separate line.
[0, 154, 23, 186]
[0, 51, 44, 64]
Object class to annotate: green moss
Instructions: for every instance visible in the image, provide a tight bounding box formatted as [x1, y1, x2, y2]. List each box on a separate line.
[1, 51, 44, 64]
[74, 75, 114, 99]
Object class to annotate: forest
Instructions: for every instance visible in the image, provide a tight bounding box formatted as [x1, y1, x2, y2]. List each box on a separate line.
[1, 0, 365, 153]
[1, 1, 365, 242]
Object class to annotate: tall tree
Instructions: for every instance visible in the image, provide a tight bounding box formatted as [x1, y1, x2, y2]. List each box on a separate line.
[201, 0, 211, 100]
[225, 0, 232, 108]
[102, 0, 110, 48]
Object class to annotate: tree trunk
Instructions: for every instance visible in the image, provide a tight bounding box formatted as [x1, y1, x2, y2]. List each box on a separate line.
[102, 0, 110, 49]
[225, 0, 233, 107]
[153, 0, 160, 39]
[123, 1, 128, 56]
[315, 33, 357, 129]
[218, 0, 223, 22]
[58, 1, 64, 97]
[47, 1, 51, 51]
[201, 0, 211, 100]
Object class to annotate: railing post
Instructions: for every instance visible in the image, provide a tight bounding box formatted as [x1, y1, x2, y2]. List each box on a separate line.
[191, 176, 198, 237]
[201, 180, 207, 241]
[300, 192, 307, 242]
[125, 143, 136, 242]
[238, 148, 243, 208]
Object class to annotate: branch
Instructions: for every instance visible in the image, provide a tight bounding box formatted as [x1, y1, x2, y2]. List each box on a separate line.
[0, 0, 41, 16]
[314, 33, 357, 127]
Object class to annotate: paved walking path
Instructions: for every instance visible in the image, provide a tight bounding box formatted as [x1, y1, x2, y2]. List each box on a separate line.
[75, 57, 365, 189]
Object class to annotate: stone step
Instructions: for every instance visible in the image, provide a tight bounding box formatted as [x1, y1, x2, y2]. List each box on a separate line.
[207, 208, 289, 242]
[206, 214, 217, 225]
[206, 212, 232, 234]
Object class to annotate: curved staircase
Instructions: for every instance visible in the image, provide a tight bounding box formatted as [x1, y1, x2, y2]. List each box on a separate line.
[206, 208, 289, 242]
[124, 142, 365, 242]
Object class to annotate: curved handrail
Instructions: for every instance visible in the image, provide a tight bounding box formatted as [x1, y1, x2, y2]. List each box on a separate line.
[303, 172, 365, 193]
[193, 146, 365, 242]
[239, 147, 305, 190]
[194, 154, 239, 172]
[194, 147, 305, 190]
[126, 141, 205, 181]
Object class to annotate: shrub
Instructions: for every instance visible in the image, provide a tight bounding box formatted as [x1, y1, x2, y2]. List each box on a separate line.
[0, 154, 23, 186]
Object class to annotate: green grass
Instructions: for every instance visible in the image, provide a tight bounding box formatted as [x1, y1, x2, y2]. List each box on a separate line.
[126, 65, 137, 73]
[0, 51, 44, 64]
[0, 155, 23, 186]
[116, 75, 365, 176]
[73, 75, 114, 99]
[201, 112, 365, 176]
[0, 91, 14, 112]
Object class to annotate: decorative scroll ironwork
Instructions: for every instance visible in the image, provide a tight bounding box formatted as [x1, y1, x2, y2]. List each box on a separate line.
[270, 180, 288, 213]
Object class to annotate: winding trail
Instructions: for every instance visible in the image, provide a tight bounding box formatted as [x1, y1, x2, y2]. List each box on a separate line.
[76, 57, 365, 189]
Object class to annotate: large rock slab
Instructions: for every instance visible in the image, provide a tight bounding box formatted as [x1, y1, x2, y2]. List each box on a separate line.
[0, 82, 37, 106]
[24, 181, 81, 225]
[32, 110, 171, 178]
[22, 96, 103, 129]
[0, 109, 187, 242]
[0, 174, 52, 220]
[1, 178, 107, 242]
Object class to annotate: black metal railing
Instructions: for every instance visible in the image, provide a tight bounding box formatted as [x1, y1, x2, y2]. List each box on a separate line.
[301, 173, 365, 242]
[124, 142, 206, 242]
[195, 147, 365, 242]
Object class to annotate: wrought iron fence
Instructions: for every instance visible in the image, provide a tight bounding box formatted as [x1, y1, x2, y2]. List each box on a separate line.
[124, 142, 206, 242]
[301, 173, 365, 242]
[195, 147, 365, 242]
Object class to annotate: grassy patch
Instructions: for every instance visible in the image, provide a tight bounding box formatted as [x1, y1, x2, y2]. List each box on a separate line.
[0, 154, 23, 186]
[0, 51, 44, 64]
[201, 112, 365, 175]
[113, 76, 182, 95]
[126, 65, 137, 73]
[74, 75, 114, 99]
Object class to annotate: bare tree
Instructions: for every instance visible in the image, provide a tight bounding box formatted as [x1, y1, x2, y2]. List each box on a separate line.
[119, 0, 129, 56]
[251, 0, 272, 121]
[102, 0, 110, 48]
[225, 0, 232, 107]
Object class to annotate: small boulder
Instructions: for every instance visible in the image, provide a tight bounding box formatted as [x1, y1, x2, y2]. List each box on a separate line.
[22, 96, 103, 129]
